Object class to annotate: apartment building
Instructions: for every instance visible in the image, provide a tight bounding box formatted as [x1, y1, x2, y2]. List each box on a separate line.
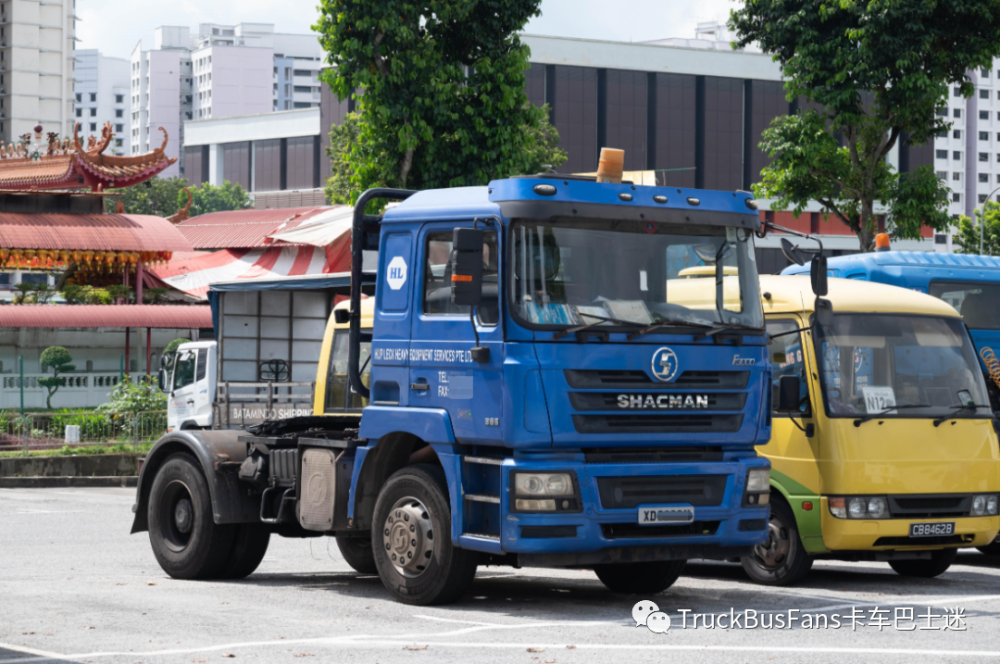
[73, 49, 128, 155]
[0, 0, 76, 144]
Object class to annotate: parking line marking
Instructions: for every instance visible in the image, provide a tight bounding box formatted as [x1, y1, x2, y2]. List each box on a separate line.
[0, 641, 77, 662]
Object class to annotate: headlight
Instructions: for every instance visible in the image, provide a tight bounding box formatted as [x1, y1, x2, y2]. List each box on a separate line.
[849, 497, 866, 518]
[746, 468, 770, 493]
[972, 494, 999, 516]
[514, 473, 574, 497]
[829, 496, 890, 519]
[989, 495, 998, 515]
[974, 495, 987, 516]
[867, 497, 888, 519]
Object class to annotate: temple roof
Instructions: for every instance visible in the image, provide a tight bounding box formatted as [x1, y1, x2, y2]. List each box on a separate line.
[0, 122, 177, 192]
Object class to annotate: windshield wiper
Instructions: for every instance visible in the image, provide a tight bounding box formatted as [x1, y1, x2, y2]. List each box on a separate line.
[853, 403, 931, 427]
[552, 312, 643, 340]
[692, 321, 766, 342]
[626, 318, 714, 341]
[932, 404, 992, 428]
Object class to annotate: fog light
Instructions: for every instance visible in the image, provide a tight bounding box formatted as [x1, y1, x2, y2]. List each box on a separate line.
[829, 497, 846, 519]
[514, 499, 556, 511]
[849, 497, 866, 518]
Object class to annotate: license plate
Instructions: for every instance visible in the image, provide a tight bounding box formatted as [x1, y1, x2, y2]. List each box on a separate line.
[909, 522, 955, 537]
[638, 505, 695, 525]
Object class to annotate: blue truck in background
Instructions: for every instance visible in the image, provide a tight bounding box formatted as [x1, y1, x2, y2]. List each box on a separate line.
[782, 249, 1000, 406]
[131, 174, 786, 605]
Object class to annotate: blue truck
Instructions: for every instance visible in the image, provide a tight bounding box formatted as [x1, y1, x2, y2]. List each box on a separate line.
[131, 176, 786, 605]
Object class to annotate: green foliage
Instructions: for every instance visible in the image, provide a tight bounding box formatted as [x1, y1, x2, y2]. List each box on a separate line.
[60, 285, 112, 305]
[38, 346, 75, 409]
[105, 285, 134, 303]
[98, 376, 167, 415]
[142, 287, 170, 304]
[188, 181, 254, 218]
[315, 0, 543, 198]
[104, 176, 190, 217]
[730, 0, 1000, 251]
[520, 104, 567, 175]
[0, 442, 154, 459]
[163, 338, 191, 356]
[954, 201, 1000, 255]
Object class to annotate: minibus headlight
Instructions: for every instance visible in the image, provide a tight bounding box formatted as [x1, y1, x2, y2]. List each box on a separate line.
[974, 495, 987, 516]
[989, 495, 999, 515]
[828, 495, 890, 519]
[867, 497, 888, 519]
[972, 494, 999, 516]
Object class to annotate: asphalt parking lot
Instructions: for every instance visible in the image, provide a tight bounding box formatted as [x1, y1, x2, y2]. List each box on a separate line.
[2, 488, 1000, 664]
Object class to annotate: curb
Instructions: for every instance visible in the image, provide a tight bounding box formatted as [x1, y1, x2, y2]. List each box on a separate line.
[0, 476, 137, 488]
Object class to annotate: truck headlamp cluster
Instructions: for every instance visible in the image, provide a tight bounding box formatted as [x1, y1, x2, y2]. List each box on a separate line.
[511, 472, 581, 513]
[742, 468, 770, 507]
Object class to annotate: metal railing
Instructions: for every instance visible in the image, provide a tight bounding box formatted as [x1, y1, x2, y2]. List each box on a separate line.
[0, 410, 168, 454]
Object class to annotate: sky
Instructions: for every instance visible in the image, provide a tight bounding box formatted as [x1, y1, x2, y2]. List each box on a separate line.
[77, 0, 736, 59]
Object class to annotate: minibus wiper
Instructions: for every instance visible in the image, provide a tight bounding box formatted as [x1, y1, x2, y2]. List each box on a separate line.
[853, 403, 931, 427]
[932, 403, 992, 427]
[552, 313, 643, 340]
[626, 318, 714, 341]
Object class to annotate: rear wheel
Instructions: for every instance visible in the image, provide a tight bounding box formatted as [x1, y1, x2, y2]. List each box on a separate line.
[889, 548, 957, 578]
[336, 535, 377, 574]
[740, 497, 813, 585]
[148, 454, 235, 579]
[594, 560, 687, 594]
[218, 524, 270, 579]
[372, 464, 478, 605]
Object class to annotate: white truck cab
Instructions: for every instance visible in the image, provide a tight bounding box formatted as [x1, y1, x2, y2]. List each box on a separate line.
[164, 341, 217, 432]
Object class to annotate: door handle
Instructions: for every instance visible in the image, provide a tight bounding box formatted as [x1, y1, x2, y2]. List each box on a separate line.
[409, 383, 430, 392]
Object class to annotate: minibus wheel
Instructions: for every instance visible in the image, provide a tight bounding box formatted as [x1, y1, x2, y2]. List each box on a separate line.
[888, 548, 957, 578]
[739, 498, 812, 585]
[976, 537, 1000, 556]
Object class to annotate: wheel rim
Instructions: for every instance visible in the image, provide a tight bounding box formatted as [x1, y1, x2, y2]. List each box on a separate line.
[158, 480, 195, 553]
[751, 511, 792, 571]
[382, 496, 434, 578]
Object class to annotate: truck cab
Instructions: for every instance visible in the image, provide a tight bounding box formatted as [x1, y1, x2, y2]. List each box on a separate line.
[164, 341, 216, 431]
[746, 275, 1000, 584]
[133, 176, 777, 605]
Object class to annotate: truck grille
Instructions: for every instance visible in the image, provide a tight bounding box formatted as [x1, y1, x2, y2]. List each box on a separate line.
[573, 413, 743, 434]
[565, 370, 750, 390]
[601, 521, 721, 539]
[888, 495, 971, 518]
[597, 475, 728, 509]
[569, 392, 746, 411]
[584, 447, 724, 464]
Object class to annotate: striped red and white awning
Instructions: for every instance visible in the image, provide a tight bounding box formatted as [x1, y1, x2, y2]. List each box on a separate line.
[149, 234, 350, 300]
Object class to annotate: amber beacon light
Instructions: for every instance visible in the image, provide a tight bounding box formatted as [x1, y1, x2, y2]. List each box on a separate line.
[596, 148, 624, 184]
[875, 233, 891, 252]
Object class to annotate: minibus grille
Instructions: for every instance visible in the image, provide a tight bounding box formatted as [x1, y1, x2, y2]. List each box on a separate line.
[888, 495, 971, 518]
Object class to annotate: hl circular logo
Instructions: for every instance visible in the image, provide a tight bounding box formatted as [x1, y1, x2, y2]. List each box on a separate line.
[651, 347, 679, 383]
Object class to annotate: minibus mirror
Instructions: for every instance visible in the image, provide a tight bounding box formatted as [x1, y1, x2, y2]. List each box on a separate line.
[776, 375, 801, 412]
[811, 254, 829, 296]
[781, 238, 808, 266]
[334, 308, 350, 324]
[815, 297, 834, 328]
[450, 227, 485, 307]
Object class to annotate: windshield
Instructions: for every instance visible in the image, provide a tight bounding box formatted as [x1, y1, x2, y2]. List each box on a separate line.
[814, 314, 990, 418]
[928, 281, 1000, 330]
[510, 218, 763, 329]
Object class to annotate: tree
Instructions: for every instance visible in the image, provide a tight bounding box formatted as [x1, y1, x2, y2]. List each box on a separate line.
[38, 346, 75, 409]
[162, 338, 191, 373]
[730, 1, 1000, 251]
[188, 181, 254, 217]
[324, 104, 566, 204]
[315, 0, 543, 199]
[954, 202, 1000, 255]
[104, 176, 189, 217]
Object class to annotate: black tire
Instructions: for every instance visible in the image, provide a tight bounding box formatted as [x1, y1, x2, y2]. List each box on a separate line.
[594, 560, 687, 594]
[336, 535, 377, 574]
[889, 548, 958, 578]
[147, 453, 235, 580]
[372, 464, 478, 605]
[740, 497, 813, 586]
[977, 538, 1000, 556]
[218, 524, 270, 579]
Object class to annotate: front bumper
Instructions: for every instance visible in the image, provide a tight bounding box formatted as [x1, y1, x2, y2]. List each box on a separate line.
[491, 456, 771, 564]
[819, 497, 1000, 551]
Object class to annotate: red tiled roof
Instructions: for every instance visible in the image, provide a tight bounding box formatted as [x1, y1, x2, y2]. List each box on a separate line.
[178, 207, 332, 249]
[0, 305, 212, 329]
[0, 213, 193, 252]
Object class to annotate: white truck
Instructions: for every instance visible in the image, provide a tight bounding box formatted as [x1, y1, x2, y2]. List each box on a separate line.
[162, 273, 363, 431]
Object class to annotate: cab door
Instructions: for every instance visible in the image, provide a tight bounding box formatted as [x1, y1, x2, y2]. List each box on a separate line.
[169, 349, 198, 427]
[762, 316, 823, 543]
[408, 222, 504, 443]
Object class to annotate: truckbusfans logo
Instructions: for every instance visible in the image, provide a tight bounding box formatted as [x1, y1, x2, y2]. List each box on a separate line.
[618, 394, 710, 409]
[651, 347, 679, 382]
[386, 255, 408, 290]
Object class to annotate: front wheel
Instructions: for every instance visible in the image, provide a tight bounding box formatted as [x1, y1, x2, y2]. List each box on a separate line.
[147, 454, 235, 579]
[889, 548, 957, 578]
[977, 536, 1000, 556]
[740, 498, 813, 585]
[372, 464, 478, 605]
[594, 560, 687, 594]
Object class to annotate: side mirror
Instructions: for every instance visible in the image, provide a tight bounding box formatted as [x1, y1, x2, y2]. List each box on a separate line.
[780, 238, 807, 266]
[776, 375, 801, 412]
[814, 297, 834, 328]
[810, 254, 829, 296]
[157, 370, 165, 392]
[450, 227, 485, 307]
[333, 308, 350, 324]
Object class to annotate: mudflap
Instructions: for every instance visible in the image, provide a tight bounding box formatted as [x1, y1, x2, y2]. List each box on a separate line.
[130, 430, 259, 534]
